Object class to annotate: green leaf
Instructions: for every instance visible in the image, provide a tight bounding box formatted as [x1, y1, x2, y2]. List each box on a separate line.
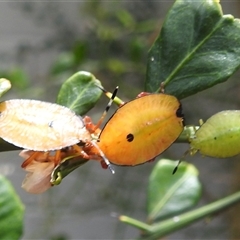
[0, 175, 24, 240]
[56, 71, 103, 115]
[147, 159, 201, 223]
[146, 0, 240, 99]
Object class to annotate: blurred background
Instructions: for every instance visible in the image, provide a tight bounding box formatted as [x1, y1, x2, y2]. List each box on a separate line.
[0, 1, 240, 239]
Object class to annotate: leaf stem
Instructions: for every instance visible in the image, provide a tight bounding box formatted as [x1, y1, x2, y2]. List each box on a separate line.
[119, 215, 150, 232]
[136, 190, 240, 239]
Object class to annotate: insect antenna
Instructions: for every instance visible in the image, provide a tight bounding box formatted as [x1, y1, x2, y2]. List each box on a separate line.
[172, 150, 190, 174]
[96, 84, 124, 107]
[94, 86, 119, 131]
[172, 161, 180, 175]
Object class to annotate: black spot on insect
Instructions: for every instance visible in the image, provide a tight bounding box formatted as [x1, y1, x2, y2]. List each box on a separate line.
[48, 121, 54, 128]
[126, 133, 134, 142]
[214, 137, 217, 140]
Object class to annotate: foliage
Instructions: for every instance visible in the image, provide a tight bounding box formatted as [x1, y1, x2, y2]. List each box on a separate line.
[0, 0, 240, 239]
[146, 0, 240, 99]
[0, 175, 24, 240]
[56, 71, 103, 114]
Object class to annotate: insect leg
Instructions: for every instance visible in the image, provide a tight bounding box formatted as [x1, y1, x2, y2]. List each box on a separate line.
[21, 151, 43, 168]
[53, 150, 62, 166]
[172, 149, 190, 174]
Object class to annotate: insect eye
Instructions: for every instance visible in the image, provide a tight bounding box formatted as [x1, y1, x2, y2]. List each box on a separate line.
[126, 133, 134, 142]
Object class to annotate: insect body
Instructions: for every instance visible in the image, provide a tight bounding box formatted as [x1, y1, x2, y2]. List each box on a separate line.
[98, 93, 184, 166]
[0, 99, 91, 150]
[190, 110, 240, 158]
[0, 99, 114, 172]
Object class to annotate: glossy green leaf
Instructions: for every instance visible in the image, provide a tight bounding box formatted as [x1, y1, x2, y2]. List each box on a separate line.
[147, 159, 201, 223]
[0, 175, 24, 240]
[146, 0, 240, 99]
[57, 71, 103, 115]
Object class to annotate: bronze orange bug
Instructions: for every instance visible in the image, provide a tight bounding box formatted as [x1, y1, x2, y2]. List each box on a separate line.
[0, 99, 91, 151]
[97, 91, 184, 167]
[0, 87, 119, 174]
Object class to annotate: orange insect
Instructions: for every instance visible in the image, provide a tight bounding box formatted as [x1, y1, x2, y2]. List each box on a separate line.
[97, 92, 184, 167]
